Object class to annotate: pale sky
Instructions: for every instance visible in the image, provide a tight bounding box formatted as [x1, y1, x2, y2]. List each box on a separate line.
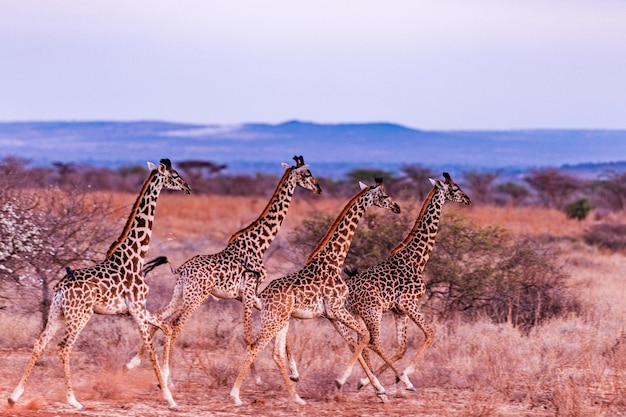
[1, 0, 625, 130]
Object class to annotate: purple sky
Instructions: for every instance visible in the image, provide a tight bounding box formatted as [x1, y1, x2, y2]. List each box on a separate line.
[1, 0, 625, 130]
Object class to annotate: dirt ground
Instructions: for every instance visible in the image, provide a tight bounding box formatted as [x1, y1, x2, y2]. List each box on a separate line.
[1, 348, 554, 417]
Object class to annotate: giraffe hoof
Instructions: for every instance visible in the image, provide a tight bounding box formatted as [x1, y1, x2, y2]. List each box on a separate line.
[357, 381, 364, 390]
[289, 376, 300, 382]
[406, 386, 417, 392]
[377, 392, 389, 403]
[7, 398, 16, 406]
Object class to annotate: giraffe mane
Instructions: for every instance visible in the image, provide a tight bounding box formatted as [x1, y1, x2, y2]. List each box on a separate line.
[389, 186, 437, 256]
[106, 168, 158, 258]
[227, 166, 293, 244]
[305, 185, 370, 264]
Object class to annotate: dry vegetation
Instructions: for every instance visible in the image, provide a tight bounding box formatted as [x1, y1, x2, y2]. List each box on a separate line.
[2, 192, 626, 417]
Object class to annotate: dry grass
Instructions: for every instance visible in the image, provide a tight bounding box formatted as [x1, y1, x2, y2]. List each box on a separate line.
[2, 193, 626, 416]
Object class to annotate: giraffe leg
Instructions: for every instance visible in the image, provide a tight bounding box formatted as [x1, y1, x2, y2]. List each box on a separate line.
[160, 297, 204, 388]
[230, 323, 281, 406]
[285, 337, 300, 382]
[273, 324, 305, 404]
[130, 307, 178, 410]
[8, 305, 64, 406]
[329, 308, 388, 402]
[241, 284, 264, 385]
[332, 320, 358, 354]
[125, 322, 159, 370]
[242, 288, 298, 384]
[145, 311, 174, 385]
[358, 313, 414, 390]
[362, 312, 414, 391]
[398, 306, 435, 383]
[57, 310, 93, 411]
[126, 282, 183, 370]
[328, 319, 359, 398]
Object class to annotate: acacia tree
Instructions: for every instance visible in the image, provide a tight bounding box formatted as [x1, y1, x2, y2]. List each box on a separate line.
[524, 168, 585, 209]
[0, 158, 117, 328]
[496, 181, 530, 206]
[397, 164, 437, 201]
[591, 170, 626, 212]
[463, 170, 501, 204]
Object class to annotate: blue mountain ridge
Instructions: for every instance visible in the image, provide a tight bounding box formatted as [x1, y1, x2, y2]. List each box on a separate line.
[1, 120, 625, 178]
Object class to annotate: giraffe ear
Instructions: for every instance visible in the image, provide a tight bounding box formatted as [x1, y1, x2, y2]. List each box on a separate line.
[430, 178, 446, 188]
[147, 161, 157, 171]
[359, 181, 368, 190]
[281, 162, 290, 170]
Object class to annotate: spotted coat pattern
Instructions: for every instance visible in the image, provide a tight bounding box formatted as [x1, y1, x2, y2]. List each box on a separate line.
[126, 156, 321, 383]
[336, 172, 471, 391]
[7, 159, 191, 411]
[229, 178, 401, 406]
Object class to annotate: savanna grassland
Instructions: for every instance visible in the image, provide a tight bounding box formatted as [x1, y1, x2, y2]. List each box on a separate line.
[2, 192, 626, 417]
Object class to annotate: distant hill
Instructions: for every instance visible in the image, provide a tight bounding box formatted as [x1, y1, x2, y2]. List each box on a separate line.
[1, 120, 626, 178]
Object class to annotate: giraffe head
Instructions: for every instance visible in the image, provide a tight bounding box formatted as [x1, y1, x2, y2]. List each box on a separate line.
[429, 172, 471, 205]
[359, 177, 401, 213]
[281, 155, 322, 194]
[147, 159, 192, 194]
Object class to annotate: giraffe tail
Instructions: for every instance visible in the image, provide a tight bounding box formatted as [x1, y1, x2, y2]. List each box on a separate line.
[344, 265, 359, 277]
[143, 256, 170, 276]
[240, 260, 263, 295]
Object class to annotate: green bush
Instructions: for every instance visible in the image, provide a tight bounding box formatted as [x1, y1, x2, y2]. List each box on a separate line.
[288, 209, 412, 270]
[424, 215, 579, 329]
[289, 212, 580, 330]
[565, 197, 591, 220]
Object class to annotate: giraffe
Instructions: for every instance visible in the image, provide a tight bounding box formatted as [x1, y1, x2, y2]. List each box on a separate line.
[125, 155, 322, 385]
[230, 178, 401, 406]
[335, 172, 471, 391]
[7, 159, 191, 411]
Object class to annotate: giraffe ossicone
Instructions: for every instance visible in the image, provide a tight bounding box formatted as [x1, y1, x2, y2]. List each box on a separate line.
[7, 158, 191, 411]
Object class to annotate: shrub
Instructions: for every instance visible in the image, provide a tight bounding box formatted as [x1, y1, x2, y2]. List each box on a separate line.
[289, 212, 580, 330]
[496, 181, 530, 206]
[288, 209, 413, 270]
[583, 222, 626, 252]
[424, 215, 580, 330]
[564, 197, 591, 220]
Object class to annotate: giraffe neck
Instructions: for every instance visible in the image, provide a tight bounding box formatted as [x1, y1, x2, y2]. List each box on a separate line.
[106, 169, 163, 264]
[305, 187, 370, 268]
[390, 187, 444, 272]
[228, 168, 297, 254]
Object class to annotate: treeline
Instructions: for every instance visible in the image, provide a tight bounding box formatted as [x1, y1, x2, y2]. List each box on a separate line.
[4, 156, 626, 218]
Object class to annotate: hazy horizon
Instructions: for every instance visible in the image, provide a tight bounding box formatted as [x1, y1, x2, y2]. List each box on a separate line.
[2, 1, 625, 131]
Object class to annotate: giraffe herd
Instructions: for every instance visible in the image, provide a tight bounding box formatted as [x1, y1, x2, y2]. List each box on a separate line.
[6, 156, 471, 411]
